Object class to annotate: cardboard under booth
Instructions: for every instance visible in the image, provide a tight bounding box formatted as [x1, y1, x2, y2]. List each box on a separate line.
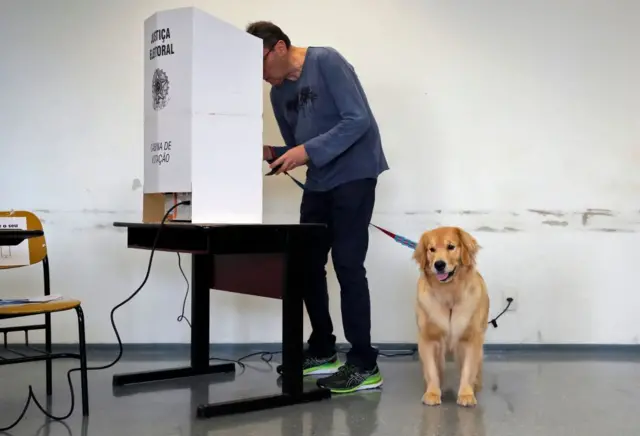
[142, 7, 264, 224]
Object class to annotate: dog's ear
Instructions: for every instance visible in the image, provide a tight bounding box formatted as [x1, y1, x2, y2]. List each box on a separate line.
[457, 228, 480, 266]
[413, 232, 430, 270]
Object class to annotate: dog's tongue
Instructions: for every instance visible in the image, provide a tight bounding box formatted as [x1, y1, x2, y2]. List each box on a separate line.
[436, 272, 449, 281]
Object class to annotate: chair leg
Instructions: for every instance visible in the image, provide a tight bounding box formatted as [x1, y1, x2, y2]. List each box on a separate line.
[75, 306, 89, 416]
[45, 312, 52, 396]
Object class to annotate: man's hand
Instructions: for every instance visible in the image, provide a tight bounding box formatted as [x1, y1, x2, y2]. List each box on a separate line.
[270, 145, 309, 174]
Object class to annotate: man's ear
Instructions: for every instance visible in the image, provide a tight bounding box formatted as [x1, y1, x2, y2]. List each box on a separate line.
[413, 232, 430, 271]
[457, 227, 480, 266]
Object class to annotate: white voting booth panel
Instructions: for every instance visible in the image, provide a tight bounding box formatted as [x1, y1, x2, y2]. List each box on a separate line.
[142, 7, 263, 224]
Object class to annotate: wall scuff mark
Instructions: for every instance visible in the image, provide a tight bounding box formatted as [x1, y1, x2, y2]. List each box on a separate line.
[582, 208, 614, 226]
[542, 220, 569, 227]
[528, 209, 564, 218]
[475, 226, 521, 233]
[81, 209, 118, 214]
[589, 228, 633, 233]
[395, 208, 639, 233]
[460, 210, 489, 215]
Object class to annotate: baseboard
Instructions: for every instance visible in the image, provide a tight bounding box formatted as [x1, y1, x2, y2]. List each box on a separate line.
[5, 343, 640, 359]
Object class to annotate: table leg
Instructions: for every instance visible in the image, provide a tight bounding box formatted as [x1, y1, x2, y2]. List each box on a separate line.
[280, 246, 305, 396]
[196, 234, 331, 418]
[112, 254, 235, 387]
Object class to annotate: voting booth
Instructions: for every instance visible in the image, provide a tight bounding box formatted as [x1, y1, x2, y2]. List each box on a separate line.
[142, 7, 263, 224]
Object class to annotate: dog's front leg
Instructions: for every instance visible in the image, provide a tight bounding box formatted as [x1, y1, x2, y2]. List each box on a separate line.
[457, 340, 481, 407]
[419, 335, 443, 406]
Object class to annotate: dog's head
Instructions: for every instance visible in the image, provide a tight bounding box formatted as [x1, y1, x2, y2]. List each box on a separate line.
[413, 226, 480, 283]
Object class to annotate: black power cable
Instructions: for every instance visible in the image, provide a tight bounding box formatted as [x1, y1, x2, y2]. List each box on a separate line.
[175, 253, 191, 328]
[0, 201, 189, 432]
[489, 297, 514, 328]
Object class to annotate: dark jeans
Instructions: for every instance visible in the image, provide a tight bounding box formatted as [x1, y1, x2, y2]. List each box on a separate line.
[300, 177, 378, 370]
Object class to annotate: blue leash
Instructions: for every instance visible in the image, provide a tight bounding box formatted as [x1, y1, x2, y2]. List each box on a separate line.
[270, 170, 418, 249]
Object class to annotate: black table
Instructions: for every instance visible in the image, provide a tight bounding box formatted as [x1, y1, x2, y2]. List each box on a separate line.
[0, 229, 44, 246]
[111, 221, 331, 418]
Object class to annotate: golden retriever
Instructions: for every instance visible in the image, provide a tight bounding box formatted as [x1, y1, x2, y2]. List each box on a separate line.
[413, 226, 489, 407]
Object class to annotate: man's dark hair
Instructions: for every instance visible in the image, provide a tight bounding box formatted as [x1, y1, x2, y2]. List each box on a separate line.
[246, 21, 291, 49]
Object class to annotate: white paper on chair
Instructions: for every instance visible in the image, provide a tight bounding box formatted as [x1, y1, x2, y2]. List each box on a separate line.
[0, 217, 30, 267]
[0, 294, 62, 306]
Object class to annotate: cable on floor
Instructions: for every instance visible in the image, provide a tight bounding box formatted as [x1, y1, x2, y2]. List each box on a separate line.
[0, 202, 189, 432]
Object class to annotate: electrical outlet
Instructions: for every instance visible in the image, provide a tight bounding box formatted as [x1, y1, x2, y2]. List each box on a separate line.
[502, 289, 518, 312]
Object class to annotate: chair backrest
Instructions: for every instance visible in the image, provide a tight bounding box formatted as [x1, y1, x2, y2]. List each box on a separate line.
[0, 210, 47, 269]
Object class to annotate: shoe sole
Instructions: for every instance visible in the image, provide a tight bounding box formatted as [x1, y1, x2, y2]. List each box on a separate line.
[304, 367, 340, 376]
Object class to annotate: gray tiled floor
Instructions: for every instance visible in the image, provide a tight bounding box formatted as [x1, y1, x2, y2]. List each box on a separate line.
[2, 351, 640, 435]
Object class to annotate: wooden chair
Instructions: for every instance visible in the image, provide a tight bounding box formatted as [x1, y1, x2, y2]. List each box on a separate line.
[0, 211, 89, 416]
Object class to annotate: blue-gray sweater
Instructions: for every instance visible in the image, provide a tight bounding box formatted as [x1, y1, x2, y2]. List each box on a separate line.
[270, 46, 389, 192]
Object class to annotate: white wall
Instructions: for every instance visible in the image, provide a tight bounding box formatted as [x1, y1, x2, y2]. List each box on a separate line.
[1, 0, 639, 345]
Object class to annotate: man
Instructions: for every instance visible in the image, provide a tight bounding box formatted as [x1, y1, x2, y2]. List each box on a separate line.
[247, 21, 389, 394]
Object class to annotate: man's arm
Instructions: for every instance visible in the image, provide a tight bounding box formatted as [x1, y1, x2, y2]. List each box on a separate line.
[303, 49, 371, 168]
[267, 92, 296, 160]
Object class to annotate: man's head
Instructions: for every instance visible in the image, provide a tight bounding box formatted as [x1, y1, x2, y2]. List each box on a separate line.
[246, 21, 292, 86]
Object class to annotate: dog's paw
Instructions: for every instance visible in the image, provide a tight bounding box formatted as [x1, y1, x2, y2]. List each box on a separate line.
[456, 387, 477, 407]
[422, 389, 442, 406]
